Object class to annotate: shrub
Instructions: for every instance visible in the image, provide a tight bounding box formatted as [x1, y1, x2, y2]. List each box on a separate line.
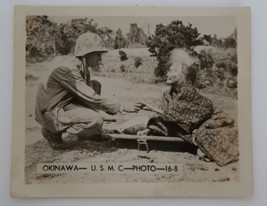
[194, 46, 238, 97]
[134, 57, 143, 68]
[114, 29, 127, 49]
[119, 50, 128, 61]
[26, 16, 114, 62]
[198, 50, 214, 69]
[127, 23, 147, 46]
[146, 20, 203, 78]
[120, 64, 126, 72]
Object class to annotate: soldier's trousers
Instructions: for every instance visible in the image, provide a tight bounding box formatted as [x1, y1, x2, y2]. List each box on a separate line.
[43, 80, 104, 137]
[57, 103, 104, 136]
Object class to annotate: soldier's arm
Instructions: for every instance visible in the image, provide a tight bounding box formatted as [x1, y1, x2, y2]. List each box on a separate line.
[56, 67, 122, 114]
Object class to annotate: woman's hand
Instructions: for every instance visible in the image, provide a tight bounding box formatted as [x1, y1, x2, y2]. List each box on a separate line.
[136, 101, 163, 114]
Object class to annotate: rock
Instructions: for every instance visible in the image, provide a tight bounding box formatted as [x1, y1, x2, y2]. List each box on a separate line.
[232, 167, 237, 171]
[217, 177, 230, 182]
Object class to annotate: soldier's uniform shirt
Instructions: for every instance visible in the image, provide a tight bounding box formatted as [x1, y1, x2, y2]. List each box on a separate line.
[35, 56, 121, 133]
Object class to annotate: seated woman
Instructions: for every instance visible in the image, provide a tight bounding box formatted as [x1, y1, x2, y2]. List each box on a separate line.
[138, 49, 214, 139]
[138, 49, 238, 166]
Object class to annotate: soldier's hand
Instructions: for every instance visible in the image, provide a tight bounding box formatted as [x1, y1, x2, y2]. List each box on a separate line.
[123, 103, 141, 113]
[135, 102, 146, 109]
[135, 101, 150, 109]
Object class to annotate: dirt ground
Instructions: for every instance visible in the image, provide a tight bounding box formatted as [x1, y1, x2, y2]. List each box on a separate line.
[25, 59, 239, 184]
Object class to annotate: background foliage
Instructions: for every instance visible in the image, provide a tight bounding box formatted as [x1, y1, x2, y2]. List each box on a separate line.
[26, 16, 238, 97]
[26, 16, 148, 61]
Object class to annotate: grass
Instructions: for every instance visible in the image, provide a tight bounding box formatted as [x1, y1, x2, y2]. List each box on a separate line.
[200, 84, 238, 99]
[25, 47, 238, 98]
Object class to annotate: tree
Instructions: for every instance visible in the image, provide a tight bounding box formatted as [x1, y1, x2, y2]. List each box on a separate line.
[98, 27, 114, 48]
[26, 16, 58, 59]
[64, 18, 99, 53]
[26, 16, 116, 60]
[54, 24, 72, 55]
[210, 34, 223, 47]
[127, 23, 147, 47]
[113, 28, 127, 49]
[146, 20, 203, 78]
[224, 28, 237, 48]
[201, 28, 237, 49]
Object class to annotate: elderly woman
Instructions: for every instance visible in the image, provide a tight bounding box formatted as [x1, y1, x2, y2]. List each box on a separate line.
[138, 49, 214, 138]
[138, 49, 238, 166]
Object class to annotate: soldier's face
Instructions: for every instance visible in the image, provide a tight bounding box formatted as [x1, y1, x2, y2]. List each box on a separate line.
[166, 63, 185, 85]
[85, 52, 103, 69]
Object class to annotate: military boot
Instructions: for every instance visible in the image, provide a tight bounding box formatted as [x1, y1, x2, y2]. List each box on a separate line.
[41, 127, 74, 150]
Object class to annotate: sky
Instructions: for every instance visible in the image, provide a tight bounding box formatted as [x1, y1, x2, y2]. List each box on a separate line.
[49, 15, 236, 38]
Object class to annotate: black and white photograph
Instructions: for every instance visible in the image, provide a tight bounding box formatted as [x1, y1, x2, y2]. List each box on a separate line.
[11, 6, 252, 197]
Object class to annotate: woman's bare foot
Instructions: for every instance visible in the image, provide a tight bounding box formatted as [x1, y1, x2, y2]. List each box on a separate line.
[137, 128, 150, 136]
[197, 148, 211, 162]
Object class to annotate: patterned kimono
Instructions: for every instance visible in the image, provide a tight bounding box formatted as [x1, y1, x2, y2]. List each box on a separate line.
[147, 83, 214, 137]
[147, 83, 238, 166]
[193, 109, 239, 166]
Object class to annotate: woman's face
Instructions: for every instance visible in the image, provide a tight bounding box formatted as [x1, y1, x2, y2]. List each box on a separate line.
[85, 52, 103, 69]
[166, 63, 185, 85]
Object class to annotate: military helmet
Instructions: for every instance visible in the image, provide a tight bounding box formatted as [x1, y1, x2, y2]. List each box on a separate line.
[74, 32, 108, 57]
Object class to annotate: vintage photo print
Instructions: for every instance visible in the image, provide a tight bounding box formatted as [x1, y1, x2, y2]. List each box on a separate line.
[11, 6, 252, 197]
